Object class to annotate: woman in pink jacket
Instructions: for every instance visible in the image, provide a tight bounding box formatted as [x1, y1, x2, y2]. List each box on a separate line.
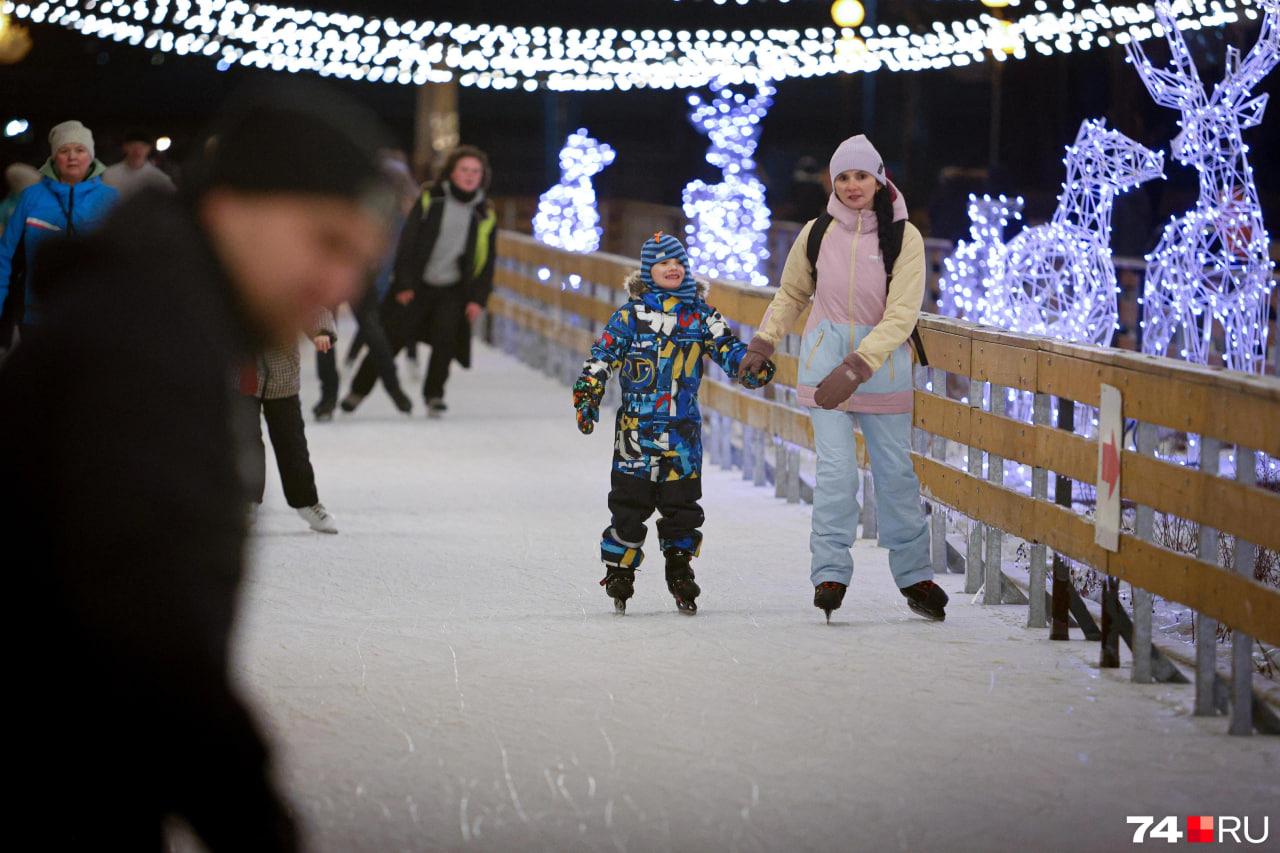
[738, 135, 948, 623]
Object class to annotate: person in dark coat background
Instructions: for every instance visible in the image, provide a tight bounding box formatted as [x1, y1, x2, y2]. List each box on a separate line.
[342, 144, 498, 418]
[0, 82, 393, 851]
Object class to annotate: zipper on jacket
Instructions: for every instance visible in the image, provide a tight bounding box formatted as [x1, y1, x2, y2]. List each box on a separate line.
[804, 328, 826, 370]
[848, 219, 861, 363]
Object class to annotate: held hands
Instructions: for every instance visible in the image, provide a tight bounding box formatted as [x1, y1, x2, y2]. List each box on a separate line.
[737, 336, 774, 383]
[740, 359, 776, 390]
[814, 353, 873, 410]
[465, 302, 484, 324]
[572, 376, 605, 435]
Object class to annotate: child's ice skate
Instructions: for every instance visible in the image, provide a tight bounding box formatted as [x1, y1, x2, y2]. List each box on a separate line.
[600, 567, 636, 614]
[664, 549, 700, 615]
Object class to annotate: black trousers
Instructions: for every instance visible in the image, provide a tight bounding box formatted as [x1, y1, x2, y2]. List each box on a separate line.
[249, 396, 319, 508]
[316, 348, 339, 404]
[607, 470, 705, 556]
[344, 290, 408, 400]
[350, 284, 464, 400]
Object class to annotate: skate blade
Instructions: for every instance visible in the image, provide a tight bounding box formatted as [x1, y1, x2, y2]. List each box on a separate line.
[824, 609, 832, 624]
[613, 598, 627, 614]
[675, 599, 697, 615]
[907, 602, 945, 621]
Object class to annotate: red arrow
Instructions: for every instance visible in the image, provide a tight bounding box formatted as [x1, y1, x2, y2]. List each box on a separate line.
[1101, 430, 1120, 499]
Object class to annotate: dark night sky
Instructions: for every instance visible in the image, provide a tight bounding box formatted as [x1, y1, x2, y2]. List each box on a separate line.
[3, 0, 1278, 243]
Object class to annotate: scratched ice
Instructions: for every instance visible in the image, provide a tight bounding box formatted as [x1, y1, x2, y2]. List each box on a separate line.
[217, 332, 1279, 852]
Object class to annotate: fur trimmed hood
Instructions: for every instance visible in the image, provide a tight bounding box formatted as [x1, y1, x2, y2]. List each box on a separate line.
[624, 269, 709, 301]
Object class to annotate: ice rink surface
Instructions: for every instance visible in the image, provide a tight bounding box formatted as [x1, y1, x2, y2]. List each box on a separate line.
[232, 340, 1279, 852]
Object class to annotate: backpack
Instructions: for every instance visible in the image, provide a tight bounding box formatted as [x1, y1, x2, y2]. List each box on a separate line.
[805, 212, 929, 367]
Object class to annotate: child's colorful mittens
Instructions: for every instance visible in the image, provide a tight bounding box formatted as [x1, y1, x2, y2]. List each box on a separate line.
[573, 376, 604, 435]
[740, 359, 776, 390]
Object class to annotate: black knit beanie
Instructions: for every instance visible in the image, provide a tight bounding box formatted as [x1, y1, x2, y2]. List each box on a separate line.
[186, 78, 395, 220]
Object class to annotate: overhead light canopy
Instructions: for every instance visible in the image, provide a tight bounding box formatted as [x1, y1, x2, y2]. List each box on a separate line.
[3, 0, 1262, 92]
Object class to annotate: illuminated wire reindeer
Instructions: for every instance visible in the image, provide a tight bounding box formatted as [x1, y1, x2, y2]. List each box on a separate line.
[937, 194, 1024, 321]
[1127, 0, 1279, 373]
[995, 119, 1165, 348]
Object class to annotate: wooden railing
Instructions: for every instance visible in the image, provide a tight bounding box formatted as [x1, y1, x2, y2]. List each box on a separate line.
[494, 195, 1280, 366]
[486, 229, 1280, 735]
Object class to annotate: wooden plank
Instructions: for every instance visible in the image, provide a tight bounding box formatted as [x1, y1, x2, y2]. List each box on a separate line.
[972, 340, 1037, 391]
[772, 354, 798, 390]
[972, 410, 1037, 467]
[1121, 453, 1280, 555]
[912, 392, 970, 445]
[1037, 352, 1280, 458]
[916, 328, 971, 376]
[914, 454, 1280, 647]
[1109, 534, 1280, 648]
[1034, 423, 1096, 484]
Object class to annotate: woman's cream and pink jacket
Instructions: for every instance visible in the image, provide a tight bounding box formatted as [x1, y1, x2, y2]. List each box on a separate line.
[755, 188, 925, 415]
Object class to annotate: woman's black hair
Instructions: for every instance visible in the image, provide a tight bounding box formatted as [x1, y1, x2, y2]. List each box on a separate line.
[872, 182, 901, 277]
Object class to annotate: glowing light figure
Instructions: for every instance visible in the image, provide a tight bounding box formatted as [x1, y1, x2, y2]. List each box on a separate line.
[1127, 0, 1278, 373]
[681, 79, 775, 287]
[991, 119, 1164, 348]
[937, 194, 1024, 320]
[533, 128, 616, 254]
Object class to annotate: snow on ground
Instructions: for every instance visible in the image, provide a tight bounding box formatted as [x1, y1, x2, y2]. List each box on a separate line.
[229, 339, 1279, 853]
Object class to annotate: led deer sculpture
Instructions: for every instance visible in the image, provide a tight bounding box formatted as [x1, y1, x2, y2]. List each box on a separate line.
[995, 119, 1165, 348]
[1127, 0, 1279, 373]
[937, 194, 1024, 321]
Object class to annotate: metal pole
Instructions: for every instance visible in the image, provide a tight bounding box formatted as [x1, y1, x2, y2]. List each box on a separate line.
[966, 380, 988, 595]
[1230, 446, 1258, 736]
[1028, 392, 1051, 628]
[1050, 398, 1076, 641]
[983, 384, 1007, 605]
[930, 366, 949, 577]
[1194, 436, 1222, 716]
[1131, 421, 1158, 683]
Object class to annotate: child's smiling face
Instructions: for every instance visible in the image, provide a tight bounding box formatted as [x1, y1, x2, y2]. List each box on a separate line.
[650, 258, 687, 290]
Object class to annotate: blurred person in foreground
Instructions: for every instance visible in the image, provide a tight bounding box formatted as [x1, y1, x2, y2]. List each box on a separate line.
[0, 81, 394, 851]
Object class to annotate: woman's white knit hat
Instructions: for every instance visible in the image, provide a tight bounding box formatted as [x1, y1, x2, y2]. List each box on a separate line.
[829, 134, 886, 185]
[48, 121, 95, 159]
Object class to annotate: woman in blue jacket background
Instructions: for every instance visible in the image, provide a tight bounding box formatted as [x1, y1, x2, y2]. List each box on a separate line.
[0, 120, 119, 342]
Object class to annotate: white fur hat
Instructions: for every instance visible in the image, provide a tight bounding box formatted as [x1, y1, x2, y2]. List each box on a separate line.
[48, 120, 95, 159]
[829, 134, 886, 185]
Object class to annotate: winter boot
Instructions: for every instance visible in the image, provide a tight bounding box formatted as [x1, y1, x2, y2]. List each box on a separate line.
[426, 397, 448, 419]
[297, 503, 338, 534]
[388, 387, 413, 415]
[814, 581, 847, 623]
[900, 579, 949, 621]
[313, 397, 337, 422]
[600, 566, 636, 614]
[664, 549, 700, 615]
[339, 392, 364, 413]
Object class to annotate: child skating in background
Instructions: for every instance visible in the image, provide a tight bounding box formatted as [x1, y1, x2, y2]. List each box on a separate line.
[573, 232, 776, 614]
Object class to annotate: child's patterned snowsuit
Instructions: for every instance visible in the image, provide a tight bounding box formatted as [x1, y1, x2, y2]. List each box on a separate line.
[578, 281, 752, 569]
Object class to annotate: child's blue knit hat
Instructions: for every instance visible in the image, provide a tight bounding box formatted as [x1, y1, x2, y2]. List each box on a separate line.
[640, 231, 698, 299]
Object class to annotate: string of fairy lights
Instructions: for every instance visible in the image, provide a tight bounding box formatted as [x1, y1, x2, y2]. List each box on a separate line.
[1, 0, 1268, 91]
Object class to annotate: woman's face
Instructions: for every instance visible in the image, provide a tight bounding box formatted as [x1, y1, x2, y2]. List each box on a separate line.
[450, 156, 485, 193]
[834, 170, 879, 210]
[54, 144, 91, 185]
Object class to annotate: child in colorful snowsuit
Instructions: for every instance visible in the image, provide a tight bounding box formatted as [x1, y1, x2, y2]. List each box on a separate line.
[573, 232, 775, 614]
